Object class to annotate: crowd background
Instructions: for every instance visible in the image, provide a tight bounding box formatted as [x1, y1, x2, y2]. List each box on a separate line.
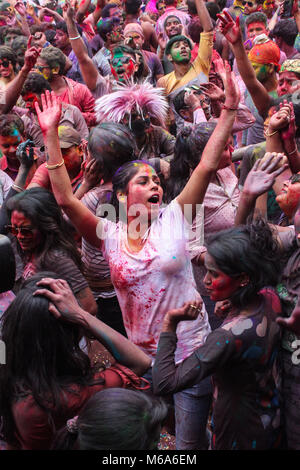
[0, 0, 299, 451]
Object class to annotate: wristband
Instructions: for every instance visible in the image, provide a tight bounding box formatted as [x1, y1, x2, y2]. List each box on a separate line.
[12, 183, 24, 192]
[264, 129, 278, 137]
[69, 35, 81, 40]
[221, 104, 238, 111]
[288, 148, 298, 155]
[45, 160, 65, 170]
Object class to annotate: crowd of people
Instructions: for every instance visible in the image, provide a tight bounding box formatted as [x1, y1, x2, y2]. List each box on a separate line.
[0, 0, 300, 452]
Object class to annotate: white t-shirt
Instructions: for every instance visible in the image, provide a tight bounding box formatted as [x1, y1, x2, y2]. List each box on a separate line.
[99, 199, 211, 363]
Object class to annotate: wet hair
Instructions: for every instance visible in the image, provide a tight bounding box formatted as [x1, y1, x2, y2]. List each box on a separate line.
[166, 123, 216, 202]
[96, 17, 120, 41]
[102, 3, 119, 17]
[245, 11, 268, 27]
[110, 160, 156, 220]
[0, 45, 16, 71]
[6, 187, 82, 270]
[88, 123, 136, 182]
[272, 18, 298, 46]
[0, 271, 98, 447]
[188, 16, 203, 43]
[124, 0, 142, 15]
[52, 388, 168, 450]
[206, 2, 220, 21]
[21, 72, 52, 96]
[207, 218, 281, 308]
[40, 46, 66, 75]
[0, 113, 24, 137]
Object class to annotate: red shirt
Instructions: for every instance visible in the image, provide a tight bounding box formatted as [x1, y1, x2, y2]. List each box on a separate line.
[11, 363, 149, 450]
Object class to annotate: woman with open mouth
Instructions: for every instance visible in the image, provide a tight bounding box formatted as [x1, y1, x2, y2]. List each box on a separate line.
[35, 63, 239, 450]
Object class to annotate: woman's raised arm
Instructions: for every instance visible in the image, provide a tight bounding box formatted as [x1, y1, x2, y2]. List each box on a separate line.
[35, 91, 102, 248]
[176, 63, 238, 219]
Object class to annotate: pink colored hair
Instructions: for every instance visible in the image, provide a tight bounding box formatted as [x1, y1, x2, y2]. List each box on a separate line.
[95, 81, 168, 127]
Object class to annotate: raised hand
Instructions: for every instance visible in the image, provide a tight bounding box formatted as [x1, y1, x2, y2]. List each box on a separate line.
[243, 152, 288, 197]
[34, 277, 86, 324]
[280, 102, 296, 141]
[217, 10, 242, 44]
[82, 158, 103, 189]
[200, 82, 225, 102]
[222, 61, 240, 110]
[62, 0, 76, 20]
[14, 1, 26, 16]
[16, 139, 35, 169]
[157, 32, 167, 51]
[268, 100, 292, 133]
[35, 90, 62, 135]
[22, 36, 42, 73]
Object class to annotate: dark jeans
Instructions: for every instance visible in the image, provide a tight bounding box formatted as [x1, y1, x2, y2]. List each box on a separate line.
[96, 295, 127, 337]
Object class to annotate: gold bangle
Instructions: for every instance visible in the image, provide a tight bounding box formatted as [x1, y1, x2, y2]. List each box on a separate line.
[45, 160, 65, 170]
[264, 129, 278, 137]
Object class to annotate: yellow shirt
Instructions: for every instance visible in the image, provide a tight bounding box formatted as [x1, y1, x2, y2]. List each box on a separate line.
[159, 31, 214, 96]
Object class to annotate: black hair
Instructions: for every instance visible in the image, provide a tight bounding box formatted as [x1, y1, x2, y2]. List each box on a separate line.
[112, 44, 137, 60]
[0, 271, 98, 447]
[30, 24, 48, 34]
[207, 218, 281, 308]
[96, 17, 120, 41]
[272, 18, 298, 46]
[0, 45, 16, 71]
[55, 21, 83, 37]
[188, 16, 203, 42]
[163, 14, 181, 28]
[52, 388, 168, 450]
[187, 0, 197, 15]
[0, 113, 24, 136]
[88, 123, 136, 183]
[216, 0, 227, 10]
[110, 160, 157, 220]
[166, 123, 216, 202]
[6, 187, 82, 270]
[45, 28, 57, 45]
[245, 11, 268, 27]
[101, 3, 119, 17]
[165, 0, 176, 5]
[206, 2, 221, 21]
[165, 34, 192, 55]
[11, 35, 27, 52]
[21, 72, 52, 96]
[124, 0, 142, 15]
[40, 46, 66, 75]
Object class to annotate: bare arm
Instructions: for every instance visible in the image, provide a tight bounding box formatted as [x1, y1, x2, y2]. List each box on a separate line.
[176, 63, 238, 219]
[196, 0, 213, 32]
[63, 0, 100, 92]
[76, 0, 92, 24]
[1, 37, 41, 114]
[35, 91, 102, 248]
[34, 278, 151, 376]
[14, 1, 31, 37]
[218, 11, 271, 118]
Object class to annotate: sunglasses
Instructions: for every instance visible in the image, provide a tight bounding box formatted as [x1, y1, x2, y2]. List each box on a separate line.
[242, 1, 254, 5]
[5, 225, 35, 236]
[111, 56, 135, 66]
[0, 59, 10, 68]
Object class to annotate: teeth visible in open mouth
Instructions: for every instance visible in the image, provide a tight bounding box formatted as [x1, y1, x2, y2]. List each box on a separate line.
[148, 195, 159, 203]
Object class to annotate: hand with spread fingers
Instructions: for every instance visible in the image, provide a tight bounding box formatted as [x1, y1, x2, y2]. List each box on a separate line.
[243, 152, 288, 198]
[217, 10, 242, 45]
[35, 90, 62, 135]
